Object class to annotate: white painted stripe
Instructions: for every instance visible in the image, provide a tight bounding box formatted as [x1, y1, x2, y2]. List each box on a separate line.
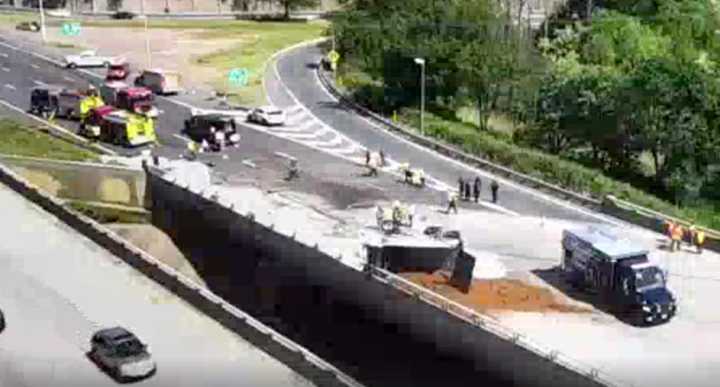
[0, 52, 8, 58]
[282, 126, 329, 139]
[4, 84, 16, 90]
[266, 124, 305, 133]
[0, 41, 64, 67]
[1, 67, 9, 72]
[0, 98, 116, 155]
[63, 76, 75, 82]
[173, 134, 192, 142]
[31, 63, 39, 69]
[33, 80, 46, 86]
[306, 134, 343, 147]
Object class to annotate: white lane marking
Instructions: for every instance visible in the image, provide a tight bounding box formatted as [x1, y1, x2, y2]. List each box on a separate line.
[1, 67, 9, 72]
[63, 76, 75, 82]
[4, 84, 15, 90]
[0, 40, 64, 67]
[31, 63, 39, 69]
[0, 52, 8, 58]
[33, 80, 46, 86]
[0, 98, 116, 155]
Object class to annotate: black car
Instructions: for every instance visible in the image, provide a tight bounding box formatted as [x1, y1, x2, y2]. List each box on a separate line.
[112, 11, 136, 20]
[88, 327, 156, 382]
[29, 86, 62, 118]
[183, 113, 241, 150]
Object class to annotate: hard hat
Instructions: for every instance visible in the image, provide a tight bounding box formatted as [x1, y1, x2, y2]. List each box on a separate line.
[393, 200, 400, 208]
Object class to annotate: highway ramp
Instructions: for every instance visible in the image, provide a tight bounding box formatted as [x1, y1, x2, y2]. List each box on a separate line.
[0, 182, 316, 387]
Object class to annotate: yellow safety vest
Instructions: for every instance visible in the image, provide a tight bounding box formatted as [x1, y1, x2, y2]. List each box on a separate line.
[697, 231, 706, 245]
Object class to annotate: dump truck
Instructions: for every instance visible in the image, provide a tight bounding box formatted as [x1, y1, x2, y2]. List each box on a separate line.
[99, 110, 156, 147]
[562, 226, 677, 325]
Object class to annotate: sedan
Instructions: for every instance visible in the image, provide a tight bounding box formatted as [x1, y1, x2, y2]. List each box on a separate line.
[64, 50, 118, 69]
[88, 327, 156, 382]
[247, 106, 286, 126]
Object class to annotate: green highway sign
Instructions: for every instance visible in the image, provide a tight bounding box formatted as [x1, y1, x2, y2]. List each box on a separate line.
[228, 68, 249, 86]
[328, 50, 340, 63]
[61, 22, 81, 36]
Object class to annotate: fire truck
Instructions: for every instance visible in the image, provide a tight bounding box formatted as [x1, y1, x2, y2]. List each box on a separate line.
[79, 105, 116, 139]
[97, 109, 157, 147]
[114, 87, 159, 118]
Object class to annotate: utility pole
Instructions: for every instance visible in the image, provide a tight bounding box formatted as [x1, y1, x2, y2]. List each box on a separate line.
[140, 0, 145, 15]
[39, 0, 47, 44]
[414, 58, 426, 137]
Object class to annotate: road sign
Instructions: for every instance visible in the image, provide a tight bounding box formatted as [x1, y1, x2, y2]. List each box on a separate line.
[61, 22, 81, 37]
[228, 68, 249, 87]
[328, 50, 340, 63]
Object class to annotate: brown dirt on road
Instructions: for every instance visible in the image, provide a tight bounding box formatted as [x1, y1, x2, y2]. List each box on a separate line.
[400, 271, 591, 314]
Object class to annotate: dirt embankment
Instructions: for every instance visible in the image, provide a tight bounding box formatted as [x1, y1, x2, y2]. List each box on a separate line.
[106, 223, 206, 287]
[401, 271, 591, 314]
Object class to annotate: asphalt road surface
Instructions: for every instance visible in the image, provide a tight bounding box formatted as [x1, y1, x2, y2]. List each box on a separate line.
[270, 44, 609, 223]
[0, 182, 316, 387]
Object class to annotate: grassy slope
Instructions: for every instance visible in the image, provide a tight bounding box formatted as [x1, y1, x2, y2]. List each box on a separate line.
[0, 119, 98, 161]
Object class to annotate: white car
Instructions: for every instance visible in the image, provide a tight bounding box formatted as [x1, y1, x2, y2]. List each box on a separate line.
[247, 106, 286, 126]
[64, 50, 119, 69]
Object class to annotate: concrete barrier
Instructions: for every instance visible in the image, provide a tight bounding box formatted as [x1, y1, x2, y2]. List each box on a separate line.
[146, 165, 623, 387]
[0, 154, 146, 207]
[0, 161, 358, 387]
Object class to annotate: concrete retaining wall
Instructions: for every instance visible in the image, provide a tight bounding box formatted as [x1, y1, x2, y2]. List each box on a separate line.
[0, 155, 146, 208]
[147, 166, 612, 387]
[0, 160, 357, 387]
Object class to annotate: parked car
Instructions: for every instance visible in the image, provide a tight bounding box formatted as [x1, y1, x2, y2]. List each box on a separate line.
[16, 21, 40, 32]
[184, 113, 241, 150]
[112, 11, 136, 20]
[134, 69, 182, 95]
[29, 85, 63, 118]
[64, 50, 118, 69]
[247, 106, 286, 126]
[88, 327, 156, 382]
[106, 62, 131, 81]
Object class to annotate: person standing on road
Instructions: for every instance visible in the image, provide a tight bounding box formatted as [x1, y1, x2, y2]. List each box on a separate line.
[446, 190, 458, 214]
[490, 180, 499, 203]
[458, 177, 464, 199]
[365, 150, 371, 166]
[473, 177, 481, 203]
[670, 223, 684, 252]
[379, 149, 386, 167]
[695, 229, 706, 254]
[687, 223, 697, 249]
[464, 181, 471, 201]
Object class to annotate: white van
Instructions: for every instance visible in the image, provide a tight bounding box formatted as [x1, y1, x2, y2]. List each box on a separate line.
[134, 69, 182, 95]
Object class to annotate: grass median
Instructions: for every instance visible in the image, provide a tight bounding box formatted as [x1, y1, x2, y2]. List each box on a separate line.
[0, 119, 98, 162]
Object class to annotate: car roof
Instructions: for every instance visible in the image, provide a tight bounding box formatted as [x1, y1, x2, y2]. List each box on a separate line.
[97, 327, 134, 340]
[121, 87, 151, 95]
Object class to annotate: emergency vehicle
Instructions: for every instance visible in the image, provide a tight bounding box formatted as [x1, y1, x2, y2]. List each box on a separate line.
[79, 105, 116, 139]
[57, 89, 86, 119]
[115, 87, 159, 117]
[99, 110, 157, 147]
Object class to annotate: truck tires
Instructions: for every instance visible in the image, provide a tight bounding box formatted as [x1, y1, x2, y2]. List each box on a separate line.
[67, 63, 77, 69]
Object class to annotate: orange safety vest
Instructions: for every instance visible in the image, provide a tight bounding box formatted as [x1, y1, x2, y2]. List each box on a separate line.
[671, 225, 684, 241]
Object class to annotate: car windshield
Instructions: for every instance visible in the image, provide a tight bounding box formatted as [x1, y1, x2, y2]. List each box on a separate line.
[110, 65, 125, 70]
[635, 266, 665, 292]
[268, 110, 283, 115]
[112, 336, 145, 357]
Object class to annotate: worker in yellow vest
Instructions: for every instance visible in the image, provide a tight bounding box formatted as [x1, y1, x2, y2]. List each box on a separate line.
[695, 229, 706, 254]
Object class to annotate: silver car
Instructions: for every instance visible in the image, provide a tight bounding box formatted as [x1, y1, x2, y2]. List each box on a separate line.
[88, 327, 156, 382]
[247, 106, 286, 126]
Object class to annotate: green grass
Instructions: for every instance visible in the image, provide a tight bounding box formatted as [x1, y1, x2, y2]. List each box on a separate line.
[0, 119, 98, 162]
[192, 20, 328, 104]
[0, 11, 39, 25]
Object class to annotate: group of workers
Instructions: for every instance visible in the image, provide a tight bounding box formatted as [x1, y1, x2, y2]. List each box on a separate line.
[665, 220, 706, 253]
[445, 177, 500, 214]
[376, 200, 414, 234]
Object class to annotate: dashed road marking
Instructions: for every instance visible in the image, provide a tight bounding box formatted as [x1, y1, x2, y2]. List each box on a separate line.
[31, 63, 39, 69]
[33, 80, 46, 86]
[4, 84, 16, 90]
[0, 52, 8, 58]
[63, 76, 75, 82]
[1, 67, 9, 72]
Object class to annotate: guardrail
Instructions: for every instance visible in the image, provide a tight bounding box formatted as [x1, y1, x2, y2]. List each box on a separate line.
[315, 65, 603, 210]
[367, 265, 632, 387]
[0, 159, 363, 387]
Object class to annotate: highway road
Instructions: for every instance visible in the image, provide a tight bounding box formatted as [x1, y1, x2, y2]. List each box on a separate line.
[270, 44, 611, 223]
[0, 182, 316, 387]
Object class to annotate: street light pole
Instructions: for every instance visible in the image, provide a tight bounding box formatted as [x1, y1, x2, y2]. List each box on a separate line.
[414, 57, 425, 136]
[139, 15, 151, 68]
[38, 0, 47, 44]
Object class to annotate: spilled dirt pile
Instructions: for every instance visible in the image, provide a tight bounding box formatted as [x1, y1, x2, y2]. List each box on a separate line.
[401, 271, 590, 314]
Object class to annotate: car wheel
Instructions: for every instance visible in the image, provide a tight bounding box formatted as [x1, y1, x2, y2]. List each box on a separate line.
[103, 62, 110, 68]
[68, 63, 77, 69]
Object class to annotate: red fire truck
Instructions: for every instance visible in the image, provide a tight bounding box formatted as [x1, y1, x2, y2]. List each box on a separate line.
[115, 87, 159, 118]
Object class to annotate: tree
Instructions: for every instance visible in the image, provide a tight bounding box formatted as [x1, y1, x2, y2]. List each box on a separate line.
[278, 0, 319, 19]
